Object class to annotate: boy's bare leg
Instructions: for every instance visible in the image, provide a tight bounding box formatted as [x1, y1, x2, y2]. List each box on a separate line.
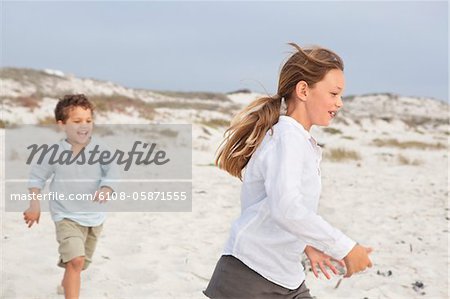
[62, 256, 85, 299]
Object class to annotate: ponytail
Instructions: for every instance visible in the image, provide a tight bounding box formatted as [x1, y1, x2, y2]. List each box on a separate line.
[215, 95, 282, 180]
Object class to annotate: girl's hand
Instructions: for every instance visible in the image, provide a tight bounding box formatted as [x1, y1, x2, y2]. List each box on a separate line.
[343, 244, 373, 278]
[304, 245, 345, 279]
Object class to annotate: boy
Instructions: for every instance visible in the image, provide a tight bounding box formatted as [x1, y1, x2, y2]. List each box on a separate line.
[23, 94, 116, 299]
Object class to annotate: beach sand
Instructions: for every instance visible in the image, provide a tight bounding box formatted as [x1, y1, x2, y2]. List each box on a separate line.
[1, 113, 449, 298]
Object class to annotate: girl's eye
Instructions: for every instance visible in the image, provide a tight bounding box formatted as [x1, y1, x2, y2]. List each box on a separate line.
[331, 93, 338, 96]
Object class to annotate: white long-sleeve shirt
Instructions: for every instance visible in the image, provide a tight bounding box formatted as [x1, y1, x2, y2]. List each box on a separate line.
[223, 115, 356, 289]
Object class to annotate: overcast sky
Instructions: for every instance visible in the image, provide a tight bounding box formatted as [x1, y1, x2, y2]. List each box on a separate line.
[1, 1, 448, 101]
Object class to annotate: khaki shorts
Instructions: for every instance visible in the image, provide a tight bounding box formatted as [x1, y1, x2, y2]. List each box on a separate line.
[55, 218, 103, 270]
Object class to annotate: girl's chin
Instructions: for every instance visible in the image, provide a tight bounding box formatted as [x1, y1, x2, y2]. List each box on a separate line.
[316, 120, 331, 127]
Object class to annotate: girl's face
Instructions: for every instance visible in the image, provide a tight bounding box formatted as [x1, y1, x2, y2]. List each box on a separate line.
[305, 69, 345, 127]
[58, 106, 93, 146]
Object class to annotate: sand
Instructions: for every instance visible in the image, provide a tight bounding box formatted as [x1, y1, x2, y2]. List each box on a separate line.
[1, 89, 449, 298]
[1, 121, 448, 299]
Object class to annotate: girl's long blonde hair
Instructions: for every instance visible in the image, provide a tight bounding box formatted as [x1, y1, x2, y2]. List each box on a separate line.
[215, 42, 344, 180]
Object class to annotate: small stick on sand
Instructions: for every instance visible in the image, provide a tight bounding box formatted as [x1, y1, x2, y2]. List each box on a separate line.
[335, 278, 343, 289]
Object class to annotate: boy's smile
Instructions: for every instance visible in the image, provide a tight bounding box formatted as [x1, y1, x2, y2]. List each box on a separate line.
[58, 106, 93, 147]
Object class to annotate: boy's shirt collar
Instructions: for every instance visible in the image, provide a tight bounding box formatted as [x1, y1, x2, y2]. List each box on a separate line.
[61, 136, 94, 151]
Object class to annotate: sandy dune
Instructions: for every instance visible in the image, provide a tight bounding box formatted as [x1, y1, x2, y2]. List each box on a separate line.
[1, 121, 448, 298]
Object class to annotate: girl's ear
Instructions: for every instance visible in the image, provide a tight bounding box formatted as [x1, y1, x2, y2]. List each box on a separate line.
[294, 81, 308, 102]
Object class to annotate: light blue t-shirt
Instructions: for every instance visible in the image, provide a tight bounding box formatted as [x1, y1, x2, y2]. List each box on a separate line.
[28, 137, 117, 226]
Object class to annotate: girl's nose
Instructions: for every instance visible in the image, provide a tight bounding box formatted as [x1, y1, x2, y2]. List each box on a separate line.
[336, 97, 344, 108]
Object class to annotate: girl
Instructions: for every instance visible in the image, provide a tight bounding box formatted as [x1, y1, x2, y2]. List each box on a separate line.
[204, 43, 373, 298]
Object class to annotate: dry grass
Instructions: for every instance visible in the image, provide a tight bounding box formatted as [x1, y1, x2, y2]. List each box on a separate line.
[199, 118, 230, 128]
[342, 95, 356, 101]
[38, 116, 56, 125]
[90, 95, 155, 120]
[0, 68, 57, 86]
[325, 148, 361, 162]
[323, 127, 342, 135]
[0, 120, 9, 128]
[154, 90, 230, 102]
[380, 116, 393, 123]
[14, 94, 42, 110]
[158, 128, 180, 138]
[402, 116, 445, 128]
[372, 138, 446, 150]
[397, 154, 422, 166]
[149, 101, 240, 115]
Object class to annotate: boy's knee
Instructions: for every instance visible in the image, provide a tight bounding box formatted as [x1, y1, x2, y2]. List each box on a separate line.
[67, 256, 85, 271]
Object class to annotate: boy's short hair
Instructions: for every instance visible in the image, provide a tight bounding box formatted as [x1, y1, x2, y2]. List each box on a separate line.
[55, 94, 94, 123]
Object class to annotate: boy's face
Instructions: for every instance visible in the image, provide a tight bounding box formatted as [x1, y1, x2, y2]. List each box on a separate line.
[58, 106, 93, 146]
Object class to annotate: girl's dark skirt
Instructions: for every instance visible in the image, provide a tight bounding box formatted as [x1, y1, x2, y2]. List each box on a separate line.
[204, 255, 313, 299]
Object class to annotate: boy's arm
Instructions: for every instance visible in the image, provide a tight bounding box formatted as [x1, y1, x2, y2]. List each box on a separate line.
[99, 150, 120, 194]
[94, 142, 121, 202]
[25, 154, 54, 227]
[23, 187, 41, 228]
[92, 149, 120, 202]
